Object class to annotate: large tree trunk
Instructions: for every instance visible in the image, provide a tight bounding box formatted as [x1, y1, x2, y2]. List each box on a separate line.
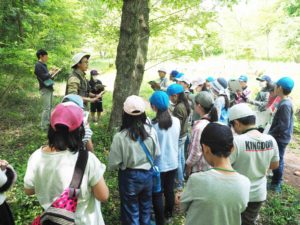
[109, 0, 150, 131]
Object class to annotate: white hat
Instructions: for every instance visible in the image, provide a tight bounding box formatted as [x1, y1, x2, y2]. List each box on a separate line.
[191, 78, 205, 89]
[71, 53, 90, 68]
[228, 103, 256, 121]
[158, 68, 167, 73]
[175, 75, 191, 86]
[123, 95, 146, 116]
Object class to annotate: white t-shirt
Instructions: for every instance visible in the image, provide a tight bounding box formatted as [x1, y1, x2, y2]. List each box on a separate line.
[230, 131, 279, 202]
[24, 148, 106, 225]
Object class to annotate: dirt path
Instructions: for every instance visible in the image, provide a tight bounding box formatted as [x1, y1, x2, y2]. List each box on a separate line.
[284, 150, 300, 190]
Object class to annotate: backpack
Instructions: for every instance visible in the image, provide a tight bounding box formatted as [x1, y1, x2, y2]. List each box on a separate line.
[32, 150, 88, 225]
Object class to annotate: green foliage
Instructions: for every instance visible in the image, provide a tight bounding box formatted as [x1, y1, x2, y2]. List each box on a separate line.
[260, 184, 300, 225]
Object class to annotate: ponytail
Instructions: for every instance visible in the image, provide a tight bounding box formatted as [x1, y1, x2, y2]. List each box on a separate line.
[153, 110, 172, 130]
[202, 105, 218, 122]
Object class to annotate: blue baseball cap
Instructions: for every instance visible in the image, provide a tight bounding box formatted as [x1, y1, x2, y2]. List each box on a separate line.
[167, 84, 184, 96]
[175, 72, 184, 79]
[62, 94, 84, 109]
[170, 70, 179, 77]
[206, 76, 215, 82]
[256, 75, 271, 83]
[276, 77, 294, 92]
[149, 91, 170, 111]
[239, 75, 248, 82]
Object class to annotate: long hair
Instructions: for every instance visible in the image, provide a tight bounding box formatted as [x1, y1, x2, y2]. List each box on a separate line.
[48, 124, 85, 153]
[219, 94, 230, 110]
[120, 112, 150, 141]
[177, 92, 191, 116]
[152, 110, 172, 130]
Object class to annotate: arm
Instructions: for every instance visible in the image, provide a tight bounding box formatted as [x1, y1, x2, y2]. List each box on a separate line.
[250, 92, 269, 109]
[92, 178, 109, 202]
[35, 63, 51, 81]
[108, 134, 123, 170]
[24, 188, 35, 195]
[269, 161, 279, 170]
[269, 104, 292, 138]
[186, 126, 202, 167]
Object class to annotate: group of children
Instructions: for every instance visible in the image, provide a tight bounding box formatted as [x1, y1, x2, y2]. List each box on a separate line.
[0, 65, 295, 225]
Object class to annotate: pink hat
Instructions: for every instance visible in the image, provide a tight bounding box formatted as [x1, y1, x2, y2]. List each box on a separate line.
[50, 103, 84, 132]
[123, 95, 145, 116]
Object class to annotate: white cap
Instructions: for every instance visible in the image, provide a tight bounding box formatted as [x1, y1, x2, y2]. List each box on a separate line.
[158, 68, 167, 73]
[228, 103, 256, 121]
[123, 95, 146, 116]
[191, 78, 205, 89]
[71, 53, 90, 68]
[175, 75, 191, 86]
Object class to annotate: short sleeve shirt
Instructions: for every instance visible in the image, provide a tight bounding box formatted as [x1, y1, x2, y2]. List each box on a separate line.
[24, 148, 106, 225]
[230, 131, 279, 202]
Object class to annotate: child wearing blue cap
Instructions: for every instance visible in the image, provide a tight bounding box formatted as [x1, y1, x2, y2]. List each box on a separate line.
[166, 84, 191, 193]
[235, 75, 251, 104]
[268, 77, 294, 193]
[149, 91, 181, 224]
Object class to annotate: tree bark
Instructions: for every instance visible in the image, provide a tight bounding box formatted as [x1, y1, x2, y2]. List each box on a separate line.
[109, 0, 150, 131]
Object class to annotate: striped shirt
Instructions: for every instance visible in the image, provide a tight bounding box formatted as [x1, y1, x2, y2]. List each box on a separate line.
[186, 117, 211, 172]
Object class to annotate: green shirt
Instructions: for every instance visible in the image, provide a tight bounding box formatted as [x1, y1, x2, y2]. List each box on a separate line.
[173, 102, 189, 137]
[181, 170, 250, 225]
[108, 126, 160, 170]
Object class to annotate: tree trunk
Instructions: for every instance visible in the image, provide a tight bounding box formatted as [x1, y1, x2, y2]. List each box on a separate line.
[109, 0, 150, 131]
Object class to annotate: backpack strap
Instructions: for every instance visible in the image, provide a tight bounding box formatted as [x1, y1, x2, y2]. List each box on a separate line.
[69, 149, 88, 189]
[137, 137, 155, 168]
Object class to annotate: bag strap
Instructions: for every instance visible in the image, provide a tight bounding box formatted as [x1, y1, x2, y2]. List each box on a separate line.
[137, 137, 155, 168]
[69, 149, 88, 189]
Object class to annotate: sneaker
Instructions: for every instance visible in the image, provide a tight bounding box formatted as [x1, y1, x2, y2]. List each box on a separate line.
[269, 184, 282, 193]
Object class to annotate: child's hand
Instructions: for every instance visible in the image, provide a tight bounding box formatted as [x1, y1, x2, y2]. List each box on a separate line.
[0, 160, 8, 171]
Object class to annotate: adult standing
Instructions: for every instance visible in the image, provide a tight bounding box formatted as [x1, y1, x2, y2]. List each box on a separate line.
[34, 49, 57, 129]
[66, 53, 104, 105]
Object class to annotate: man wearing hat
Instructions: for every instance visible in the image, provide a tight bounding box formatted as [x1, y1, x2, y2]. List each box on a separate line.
[149, 68, 169, 91]
[66, 53, 104, 105]
[89, 70, 106, 122]
[228, 103, 279, 225]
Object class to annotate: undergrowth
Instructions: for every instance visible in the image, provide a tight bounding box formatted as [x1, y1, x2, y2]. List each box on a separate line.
[0, 82, 299, 225]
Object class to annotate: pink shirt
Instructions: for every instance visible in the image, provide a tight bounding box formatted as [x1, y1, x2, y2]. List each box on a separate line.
[186, 117, 211, 172]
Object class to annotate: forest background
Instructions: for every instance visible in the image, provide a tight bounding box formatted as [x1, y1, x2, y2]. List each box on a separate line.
[0, 0, 300, 224]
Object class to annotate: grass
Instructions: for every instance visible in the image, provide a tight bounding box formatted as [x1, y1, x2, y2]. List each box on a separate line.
[0, 78, 300, 225]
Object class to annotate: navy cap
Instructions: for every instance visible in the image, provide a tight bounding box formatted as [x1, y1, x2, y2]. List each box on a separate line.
[170, 70, 179, 77]
[149, 91, 170, 111]
[256, 75, 271, 83]
[90, 70, 99, 76]
[276, 77, 294, 92]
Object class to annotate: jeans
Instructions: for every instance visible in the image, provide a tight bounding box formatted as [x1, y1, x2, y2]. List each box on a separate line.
[177, 135, 187, 190]
[272, 142, 288, 185]
[40, 88, 53, 129]
[118, 169, 153, 225]
[153, 169, 177, 225]
[241, 201, 264, 225]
